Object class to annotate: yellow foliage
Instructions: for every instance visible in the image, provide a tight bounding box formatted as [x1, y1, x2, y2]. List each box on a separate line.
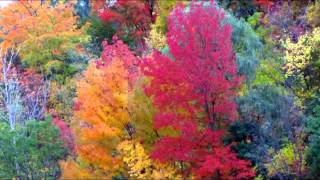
[284, 28, 320, 107]
[284, 29, 320, 77]
[117, 140, 179, 180]
[145, 25, 167, 50]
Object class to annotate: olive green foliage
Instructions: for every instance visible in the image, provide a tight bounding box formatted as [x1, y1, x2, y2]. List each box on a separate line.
[247, 12, 285, 88]
[48, 78, 77, 122]
[146, 0, 183, 51]
[22, 35, 89, 83]
[307, 0, 320, 28]
[266, 143, 307, 179]
[247, 12, 271, 42]
[154, 0, 180, 34]
[0, 118, 67, 179]
[128, 82, 157, 149]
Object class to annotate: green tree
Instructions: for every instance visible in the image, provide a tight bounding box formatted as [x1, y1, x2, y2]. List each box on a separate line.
[0, 118, 67, 179]
[306, 106, 320, 179]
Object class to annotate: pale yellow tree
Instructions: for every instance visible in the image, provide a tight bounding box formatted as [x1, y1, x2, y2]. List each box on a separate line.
[284, 28, 320, 107]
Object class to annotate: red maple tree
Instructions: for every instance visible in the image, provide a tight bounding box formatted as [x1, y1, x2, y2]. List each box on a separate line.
[141, 1, 254, 179]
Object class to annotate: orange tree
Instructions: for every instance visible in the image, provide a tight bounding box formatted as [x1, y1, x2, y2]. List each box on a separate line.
[0, 0, 89, 82]
[61, 39, 134, 178]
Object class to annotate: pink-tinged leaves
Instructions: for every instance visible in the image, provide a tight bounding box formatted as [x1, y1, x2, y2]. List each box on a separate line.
[52, 117, 74, 152]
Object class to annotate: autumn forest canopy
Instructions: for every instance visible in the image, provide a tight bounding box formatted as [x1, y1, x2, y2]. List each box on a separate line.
[0, 0, 320, 179]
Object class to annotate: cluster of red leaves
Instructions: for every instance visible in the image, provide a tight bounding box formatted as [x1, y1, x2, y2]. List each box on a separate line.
[141, 1, 254, 179]
[95, 0, 154, 46]
[253, 0, 274, 10]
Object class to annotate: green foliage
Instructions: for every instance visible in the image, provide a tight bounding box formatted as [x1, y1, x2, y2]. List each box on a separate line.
[86, 13, 143, 55]
[128, 81, 158, 150]
[306, 106, 320, 178]
[21, 34, 89, 83]
[226, 121, 263, 164]
[247, 12, 285, 88]
[0, 118, 67, 179]
[223, 10, 263, 84]
[86, 14, 118, 55]
[247, 12, 275, 48]
[217, 0, 256, 19]
[253, 58, 285, 87]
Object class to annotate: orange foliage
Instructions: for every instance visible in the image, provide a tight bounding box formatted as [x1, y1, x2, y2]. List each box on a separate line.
[68, 58, 130, 177]
[60, 158, 95, 179]
[0, 1, 80, 49]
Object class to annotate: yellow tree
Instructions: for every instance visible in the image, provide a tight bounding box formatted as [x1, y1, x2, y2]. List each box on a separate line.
[284, 28, 320, 109]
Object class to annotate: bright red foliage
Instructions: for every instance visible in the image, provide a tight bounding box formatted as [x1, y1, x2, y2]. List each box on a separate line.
[96, 0, 154, 47]
[195, 145, 256, 179]
[141, 1, 254, 178]
[143, 1, 241, 127]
